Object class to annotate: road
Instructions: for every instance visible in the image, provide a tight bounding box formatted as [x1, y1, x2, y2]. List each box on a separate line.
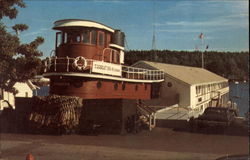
[1, 127, 248, 160]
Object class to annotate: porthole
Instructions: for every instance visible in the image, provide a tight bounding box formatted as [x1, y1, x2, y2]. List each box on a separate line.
[97, 81, 102, 89]
[122, 83, 126, 90]
[167, 82, 172, 87]
[73, 81, 83, 88]
[70, 79, 83, 88]
[114, 83, 118, 90]
[135, 85, 138, 91]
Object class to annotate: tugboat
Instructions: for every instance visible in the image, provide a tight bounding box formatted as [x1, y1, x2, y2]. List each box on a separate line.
[43, 19, 164, 99]
[43, 19, 165, 134]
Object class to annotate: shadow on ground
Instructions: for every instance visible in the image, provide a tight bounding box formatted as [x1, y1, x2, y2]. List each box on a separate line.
[156, 119, 249, 137]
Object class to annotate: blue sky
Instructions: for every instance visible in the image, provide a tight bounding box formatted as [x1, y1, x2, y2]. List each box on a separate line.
[3, 0, 249, 57]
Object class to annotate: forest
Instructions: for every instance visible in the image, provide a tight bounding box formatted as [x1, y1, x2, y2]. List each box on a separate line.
[124, 50, 249, 81]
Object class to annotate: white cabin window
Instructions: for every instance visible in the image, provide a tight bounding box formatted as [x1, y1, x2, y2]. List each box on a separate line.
[83, 30, 90, 44]
[56, 32, 62, 47]
[120, 50, 124, 64]
[63, 32, 67, 43]
[98, 32, 104, 46]
[91, 30, 97, 45]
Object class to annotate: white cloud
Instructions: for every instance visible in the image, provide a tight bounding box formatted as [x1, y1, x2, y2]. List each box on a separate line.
[156, 29, 210, 33]
[22, 28, 51, 37]
[155, 0, 248, 31]
[154, 14, 248, 29]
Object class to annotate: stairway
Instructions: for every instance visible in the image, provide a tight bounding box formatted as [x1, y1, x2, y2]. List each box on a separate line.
[136, 101, 156, 131]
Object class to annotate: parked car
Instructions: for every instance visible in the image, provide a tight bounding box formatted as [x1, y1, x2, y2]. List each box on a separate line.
[189, 107, 236, 131]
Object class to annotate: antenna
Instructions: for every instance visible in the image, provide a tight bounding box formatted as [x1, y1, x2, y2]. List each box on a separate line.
[151, 0, 158, 61]
[151, 0, 156, 50]
[152, 32, 156, 50]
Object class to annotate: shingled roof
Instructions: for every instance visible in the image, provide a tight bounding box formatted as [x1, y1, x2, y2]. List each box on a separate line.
[132, 61, 228, 85]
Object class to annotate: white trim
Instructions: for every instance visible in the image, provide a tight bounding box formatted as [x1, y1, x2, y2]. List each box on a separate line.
[53, 19, 114, 33]
[109, 44, 125, 50]
[192, 80, 228, 87]
[43, 72, 164, 83]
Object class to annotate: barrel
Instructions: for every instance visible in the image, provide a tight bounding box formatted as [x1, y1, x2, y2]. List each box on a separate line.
[111, 30, 125, 47]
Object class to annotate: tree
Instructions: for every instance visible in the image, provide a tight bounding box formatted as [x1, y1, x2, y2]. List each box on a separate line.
[0, 0, 44, 94]
[125, 50, 249, 80]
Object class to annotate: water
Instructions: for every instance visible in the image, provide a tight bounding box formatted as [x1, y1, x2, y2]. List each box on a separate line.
[229, 82, 249, 117]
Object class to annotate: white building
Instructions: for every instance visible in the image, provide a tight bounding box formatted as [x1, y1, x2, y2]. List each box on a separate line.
[0, 80, 37, 110]
[133, 61, 229, 118]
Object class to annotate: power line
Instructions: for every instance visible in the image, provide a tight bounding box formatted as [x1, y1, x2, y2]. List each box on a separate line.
[125, 37, 130, 51]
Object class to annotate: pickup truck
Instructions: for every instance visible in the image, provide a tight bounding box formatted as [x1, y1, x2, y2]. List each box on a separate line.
[189, 107, 236, 131]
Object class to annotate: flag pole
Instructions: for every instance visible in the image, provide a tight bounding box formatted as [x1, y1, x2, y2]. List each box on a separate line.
[202, 37, 204, 68]
[199, 33, 204, 68]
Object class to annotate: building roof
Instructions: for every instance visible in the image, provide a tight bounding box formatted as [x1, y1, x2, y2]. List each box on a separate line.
[132, 61, 228, 85]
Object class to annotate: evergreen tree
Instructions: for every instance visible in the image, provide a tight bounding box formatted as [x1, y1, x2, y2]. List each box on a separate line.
[125, 50, 249, 80]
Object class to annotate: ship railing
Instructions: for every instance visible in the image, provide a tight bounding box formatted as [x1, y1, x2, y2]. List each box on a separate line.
[44, 57, 165, 81]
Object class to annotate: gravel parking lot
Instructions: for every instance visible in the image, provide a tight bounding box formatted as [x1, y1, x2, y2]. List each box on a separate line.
[1, 127, 248, 160]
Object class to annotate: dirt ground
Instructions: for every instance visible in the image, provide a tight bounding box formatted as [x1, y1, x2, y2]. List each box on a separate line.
[0, 127, 248, 160]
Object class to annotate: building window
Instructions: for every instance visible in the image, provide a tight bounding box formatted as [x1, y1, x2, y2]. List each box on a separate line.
[196, 86, 201, 95]
[198, 97, 202, 102]
[200, 105, 203, 111]
[25, 92, 28, 97]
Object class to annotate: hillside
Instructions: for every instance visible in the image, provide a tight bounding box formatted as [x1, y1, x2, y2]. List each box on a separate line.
[125, 50, 249, 81]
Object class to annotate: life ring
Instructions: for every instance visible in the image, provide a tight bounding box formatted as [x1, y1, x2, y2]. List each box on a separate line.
[72, 56, 87, 71]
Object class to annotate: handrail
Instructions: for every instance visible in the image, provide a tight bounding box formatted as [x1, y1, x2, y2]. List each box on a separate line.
[137, 101, 156, 113]
[44, 56, 165, 81]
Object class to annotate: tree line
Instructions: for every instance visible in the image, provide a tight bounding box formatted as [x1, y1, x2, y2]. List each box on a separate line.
[125, 50, 249, 81]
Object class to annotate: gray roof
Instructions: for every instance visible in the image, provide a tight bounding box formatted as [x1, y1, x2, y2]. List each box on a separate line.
[132, 61, 228, 85]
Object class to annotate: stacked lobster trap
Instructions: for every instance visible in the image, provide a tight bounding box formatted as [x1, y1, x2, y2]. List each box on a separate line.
[0, 95, 84, 134]
[26, 95, 83, 134]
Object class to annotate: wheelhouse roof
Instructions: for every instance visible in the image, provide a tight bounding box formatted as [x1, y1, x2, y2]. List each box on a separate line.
[53, 19, 115, 33]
